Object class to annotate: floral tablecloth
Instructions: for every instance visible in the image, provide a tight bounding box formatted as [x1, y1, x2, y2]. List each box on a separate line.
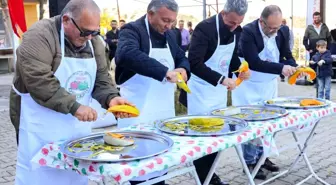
[31, 102, 336, 184]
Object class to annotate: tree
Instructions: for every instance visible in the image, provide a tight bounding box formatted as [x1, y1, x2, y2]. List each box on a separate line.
[38, 0, 47, 20]
[100, 8, 115, 36]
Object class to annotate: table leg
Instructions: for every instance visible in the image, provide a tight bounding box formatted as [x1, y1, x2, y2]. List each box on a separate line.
[235, 145, 256, 185]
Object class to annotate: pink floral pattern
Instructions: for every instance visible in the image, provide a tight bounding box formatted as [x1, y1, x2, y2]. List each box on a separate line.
[31, 102, 336, 184]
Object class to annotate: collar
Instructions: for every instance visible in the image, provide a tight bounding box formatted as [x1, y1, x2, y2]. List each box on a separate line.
[258, 19, 277, 39]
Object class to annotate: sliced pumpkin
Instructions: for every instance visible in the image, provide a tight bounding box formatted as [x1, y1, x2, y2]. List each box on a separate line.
[177, 73, 191, 93]
[288, 67, 316, 85]
[189, 118, 224, 128]
[106, 133, 124, 138]
[107, 105, 140, 117]
[233, 61, 249, 86]
[300, 99, 324, 106]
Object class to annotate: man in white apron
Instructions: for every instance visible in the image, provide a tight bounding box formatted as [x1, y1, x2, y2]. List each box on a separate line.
[11, 1, 133, 185]
[115, 0, 190, 184]
[179, 1, 250, 184]
[232, 5, 301, 180]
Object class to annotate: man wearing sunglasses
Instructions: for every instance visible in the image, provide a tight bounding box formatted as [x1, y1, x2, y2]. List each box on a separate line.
[11, 0, 134, 185]
[232, 5, 300, 180]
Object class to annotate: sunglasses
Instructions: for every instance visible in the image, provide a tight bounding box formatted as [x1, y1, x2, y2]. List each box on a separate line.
[71, 18, 100, 37]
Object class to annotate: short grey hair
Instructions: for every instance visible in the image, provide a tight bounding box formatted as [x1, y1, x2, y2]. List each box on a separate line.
[223, 0, 248, 16]
[61, 0, 100, 20]
[147, 0, 179, 13]
[261, 5, 282, 21]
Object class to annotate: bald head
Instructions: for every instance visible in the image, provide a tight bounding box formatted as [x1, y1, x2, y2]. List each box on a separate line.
[61, 0, 100, 21]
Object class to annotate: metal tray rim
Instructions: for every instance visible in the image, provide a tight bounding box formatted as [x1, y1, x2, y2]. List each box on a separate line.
[156, 115, 249, 137]
[210, 105, 289, 122]
[263, 96, 330, 109]
[60, 131, 174, 162]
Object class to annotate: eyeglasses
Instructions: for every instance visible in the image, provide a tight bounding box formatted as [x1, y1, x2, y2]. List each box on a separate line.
[262, 19, 281, 31]
[71, 18, 100, 37]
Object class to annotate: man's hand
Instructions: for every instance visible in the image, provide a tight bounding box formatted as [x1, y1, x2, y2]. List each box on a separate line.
[238, 70, 250, 80]
[282, 65, 297, 77]
[222, 78, 236, 91]
[166, 71, 179, 83]
[309, 50, 313, 53]
[112, 39, 118, 43]
[109, 97, 135, 118]
[318, 60, 325, 66]
[75, 105, 97, 122]
[174, 68, 188, 81]
[309, 61, 316, 65]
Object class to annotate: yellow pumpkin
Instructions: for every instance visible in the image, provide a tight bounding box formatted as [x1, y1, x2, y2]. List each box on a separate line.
[233, 61, 249, 86]
[177, 73, 191, 93]
[288, 67, 316, 85]
[107, 105, 140, 117]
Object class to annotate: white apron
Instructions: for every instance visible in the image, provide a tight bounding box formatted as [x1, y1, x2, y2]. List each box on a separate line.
[118, 15, 175, 181]
[90, 98, 117, 129]
[232, 33, 280, 106]
[187, 14, 236, 115]
[14, 24, 97, 185]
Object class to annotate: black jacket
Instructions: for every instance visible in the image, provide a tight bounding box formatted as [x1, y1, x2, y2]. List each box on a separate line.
[188, 14, 242, 86]
[179, 14, 242, 107]
[115, 15, 190, 85]
[105, 29, 119, 59]
[239, 19, 297, 75]
[312, 50, 334, 77]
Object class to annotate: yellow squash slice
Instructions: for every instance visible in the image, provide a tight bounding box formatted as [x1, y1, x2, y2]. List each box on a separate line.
[233, 61, 249, 86]
[107, 105, 140, 117]
[177, 73, 191, 93]
[288, 67, 316, 85]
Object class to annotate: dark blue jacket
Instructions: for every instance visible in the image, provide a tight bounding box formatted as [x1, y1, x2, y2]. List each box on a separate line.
[312, 50, 334, 77]
[238, 19, 297, 75]
[115, 15, 190, 85]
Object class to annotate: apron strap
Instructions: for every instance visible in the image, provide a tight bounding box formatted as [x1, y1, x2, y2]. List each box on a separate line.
[88, 41, 95, 57]
[216, 14, 220, 46]
[60, 23, 66, 59]
[12, 84, 23, 96]
[144, 15, 153, 50]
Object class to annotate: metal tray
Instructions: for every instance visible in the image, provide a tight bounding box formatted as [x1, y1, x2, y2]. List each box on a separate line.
[263, 97, 330, 109]
[156, 115, 248, 136]
[60, 131, 174, 162]
[211, 106, 289, 122]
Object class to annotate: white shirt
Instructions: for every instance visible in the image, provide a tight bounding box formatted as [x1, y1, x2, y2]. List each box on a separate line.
[258, 21, 277, 45]
[313, 23, 321, 35]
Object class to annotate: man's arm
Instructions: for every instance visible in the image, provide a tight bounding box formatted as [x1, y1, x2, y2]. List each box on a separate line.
[17, 27, 80, 115]
[326, 26, 332, 49]
[91, 37, 120, 109]
[303, 27, 310, 51]
[115, 26, 168, 82]
[188, 24, 223, 86]
[239, 27, 284, 74]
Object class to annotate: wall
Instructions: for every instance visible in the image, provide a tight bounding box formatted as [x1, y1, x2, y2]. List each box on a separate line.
[24, 3, 39, 29]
